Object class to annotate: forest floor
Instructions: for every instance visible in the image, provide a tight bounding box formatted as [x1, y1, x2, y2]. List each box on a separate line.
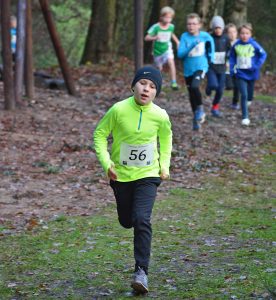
[0, 60, 275, 299]
[0, 60, 275, 227]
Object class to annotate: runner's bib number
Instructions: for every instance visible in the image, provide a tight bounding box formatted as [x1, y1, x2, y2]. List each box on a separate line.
[237, 56, 252, 69]
[120, 142, 154, 167]
[214, 52, 226, 64]
[188, 42, 205, 57]
[157, 32, 171, 42]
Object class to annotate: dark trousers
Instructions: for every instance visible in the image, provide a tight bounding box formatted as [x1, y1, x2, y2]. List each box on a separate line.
[232, 76, 240, 105]
[206, 68, 226, 106]
[185, 70, 205, 113]
[226, 74, 240, 105]
[236, 78, 255, 119]
[110, 177, 161, 274]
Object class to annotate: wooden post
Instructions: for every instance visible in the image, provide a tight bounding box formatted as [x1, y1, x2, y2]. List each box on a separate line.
[25, 0, 34, 99]
[134, 0, 144, 71]
[0, 0, 15, 110]
[39, 0, 77, 96]
[15, 0, 27, 105]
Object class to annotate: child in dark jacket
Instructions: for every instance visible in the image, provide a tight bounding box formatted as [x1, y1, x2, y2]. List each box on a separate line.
[230, 23, 267, 126]
[225, 23, 240, 110]
[206, 16, 231, 118]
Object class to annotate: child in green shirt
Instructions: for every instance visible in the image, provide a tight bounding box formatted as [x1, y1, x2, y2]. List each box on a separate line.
[145, 6, 179, 90]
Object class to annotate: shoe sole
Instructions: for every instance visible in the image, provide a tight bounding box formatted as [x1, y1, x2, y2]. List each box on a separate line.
[131, 281, 149, 294]
[199, 113, 206, 124]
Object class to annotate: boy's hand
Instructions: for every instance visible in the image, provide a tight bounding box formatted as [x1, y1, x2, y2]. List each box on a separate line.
[160, 170, 169, 180]
[108, 166, 117, 181]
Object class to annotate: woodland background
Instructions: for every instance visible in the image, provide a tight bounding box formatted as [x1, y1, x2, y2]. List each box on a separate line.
[0, 0, 275, 72]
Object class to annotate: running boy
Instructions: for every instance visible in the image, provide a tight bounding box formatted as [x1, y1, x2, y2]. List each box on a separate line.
[206, 16, 231, 118]
[225, 23, 240, 110]
[230, 23, 267, 126]
[177, 13, 214, 130]
[145, 6, 179, 90]
[93, 66, 172, 294]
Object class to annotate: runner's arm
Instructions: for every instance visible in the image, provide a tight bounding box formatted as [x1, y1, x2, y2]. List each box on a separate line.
[172, 33, 180, 48]
[93, 107, 116, 174]
[158, 113, 173, 177]
[177, 34, 199, 59]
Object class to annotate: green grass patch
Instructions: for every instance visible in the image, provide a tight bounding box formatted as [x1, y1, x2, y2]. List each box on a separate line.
[0, 151, 275, 299]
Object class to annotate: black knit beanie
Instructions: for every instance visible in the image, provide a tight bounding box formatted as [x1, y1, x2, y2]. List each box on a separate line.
[131, 66, 162, 96]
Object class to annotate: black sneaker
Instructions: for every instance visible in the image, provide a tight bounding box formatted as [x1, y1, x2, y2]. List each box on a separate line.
[131, 267, 148, 294]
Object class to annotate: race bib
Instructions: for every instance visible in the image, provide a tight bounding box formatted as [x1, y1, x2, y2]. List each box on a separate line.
[188, 42, 205, 57]
[120, 142, 154, 167]
[214, 52, 226, 64]
[157, 31, 171, 42]
[237, 56, 252, 69]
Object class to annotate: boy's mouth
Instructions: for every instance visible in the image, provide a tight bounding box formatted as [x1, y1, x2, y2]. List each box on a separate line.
[141, 93, 148, 99]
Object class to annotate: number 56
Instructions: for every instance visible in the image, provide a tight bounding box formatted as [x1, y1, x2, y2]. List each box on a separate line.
[129, 149, 146, 161]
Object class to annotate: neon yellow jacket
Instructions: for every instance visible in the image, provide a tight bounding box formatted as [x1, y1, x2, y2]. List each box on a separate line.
[93, 96, 172, 182]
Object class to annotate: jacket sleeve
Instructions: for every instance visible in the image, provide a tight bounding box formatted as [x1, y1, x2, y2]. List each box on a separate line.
[253, 41, 267, 69]
[229, 44, 237, 76]
[158, 112, 173, 175]
[177, 34, 198, 59]
[207, 34, 215, 64]
[93, 106, 117, 174]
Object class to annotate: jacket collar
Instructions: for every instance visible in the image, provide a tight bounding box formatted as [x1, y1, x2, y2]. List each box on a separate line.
[129, 96, 153, 112]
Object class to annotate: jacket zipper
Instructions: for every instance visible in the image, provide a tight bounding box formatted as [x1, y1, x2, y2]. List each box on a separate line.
[138, 110, 142, 130]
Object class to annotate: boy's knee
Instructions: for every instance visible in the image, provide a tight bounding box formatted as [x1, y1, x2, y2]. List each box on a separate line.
[118, 217, 133, 229]
[133, 214, 151, 228]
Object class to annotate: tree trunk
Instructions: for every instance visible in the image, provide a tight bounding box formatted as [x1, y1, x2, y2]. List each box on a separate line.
[223, 0, 248, 27]
[134, 0, 144, 71]
[39, 0, 77, 96]
[25, 0, 34, 99]
[80, 0, 117, 64]
[1, 0, 15, 110]
[14, 0, 27, 105]
[194, 0, 218, 30]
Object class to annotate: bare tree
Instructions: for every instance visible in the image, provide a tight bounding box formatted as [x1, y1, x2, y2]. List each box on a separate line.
[223, 0, 248, 26]
[25, 0, 35, 99]
[80, 0, 117, 64]
[39, 0, 77, 96]
[15, 0, 27, 105]
[194, 0, 218, 30]
[1, 0, 15, 110]
[134, 0, 144, 71]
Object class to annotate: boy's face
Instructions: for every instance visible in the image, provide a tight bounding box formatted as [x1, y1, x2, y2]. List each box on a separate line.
[161, 13, 173, 24]
[133, 79, 157, 106]
[227, 27, 237, 41]
[10, 20, 17, 28]
[187, 17, 201, 35]
[214, 27, 223, 36]
[240, 28, 251, 42]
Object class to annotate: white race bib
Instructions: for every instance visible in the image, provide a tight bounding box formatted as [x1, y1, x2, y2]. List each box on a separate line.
[214, 52, 226, 64]
[237, 56, 252, 69]
[120, 142, 154, 167]
[157, 31, 171, 42]
[188, 42, 205, 57]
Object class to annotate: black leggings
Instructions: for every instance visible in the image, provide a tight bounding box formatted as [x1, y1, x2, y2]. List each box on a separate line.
[185, 70, 205, 113]
[110, 177, 161, 274]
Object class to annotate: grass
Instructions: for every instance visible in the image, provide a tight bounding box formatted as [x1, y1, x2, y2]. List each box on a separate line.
[223, 90, 276, 104]
[0, 150, 275, 299]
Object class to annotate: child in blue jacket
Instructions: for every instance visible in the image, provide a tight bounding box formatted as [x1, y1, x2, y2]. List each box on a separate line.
[177, 13, 214, 130]
[230, 23, 267, 126]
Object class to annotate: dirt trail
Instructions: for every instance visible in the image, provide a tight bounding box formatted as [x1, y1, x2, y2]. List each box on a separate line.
[0, 65, 275, 230]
